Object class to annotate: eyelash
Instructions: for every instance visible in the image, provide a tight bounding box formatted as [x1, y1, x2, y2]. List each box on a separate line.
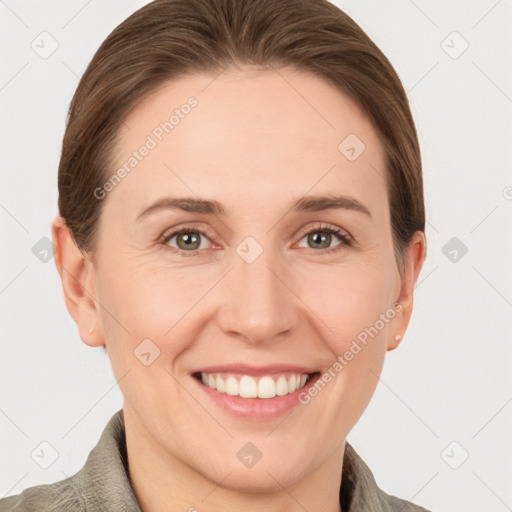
[160, 223, 353, 257]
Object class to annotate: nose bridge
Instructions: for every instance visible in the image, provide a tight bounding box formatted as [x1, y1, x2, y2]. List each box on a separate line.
[218, 243, 297, 344]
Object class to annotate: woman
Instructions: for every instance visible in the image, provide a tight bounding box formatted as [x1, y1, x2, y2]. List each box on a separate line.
[1, 0, 429, 510]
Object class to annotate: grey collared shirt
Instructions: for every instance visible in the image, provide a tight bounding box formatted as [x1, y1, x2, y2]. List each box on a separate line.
[1, 410, 431, 511]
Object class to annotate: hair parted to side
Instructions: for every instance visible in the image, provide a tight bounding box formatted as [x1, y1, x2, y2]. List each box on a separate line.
[58, 0, 425, 272]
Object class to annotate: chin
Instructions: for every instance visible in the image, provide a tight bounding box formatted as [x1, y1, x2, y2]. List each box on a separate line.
[195, 451, 313, 494]
[215, 467, 302, 494]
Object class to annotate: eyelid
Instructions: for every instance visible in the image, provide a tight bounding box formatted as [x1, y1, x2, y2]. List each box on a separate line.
[294, 222, 352, 242]
[293, 222, 354, 254]
[160, 223, 221, 248]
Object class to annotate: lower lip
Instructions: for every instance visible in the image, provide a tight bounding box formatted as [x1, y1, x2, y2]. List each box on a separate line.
[190, 373, 320, 419]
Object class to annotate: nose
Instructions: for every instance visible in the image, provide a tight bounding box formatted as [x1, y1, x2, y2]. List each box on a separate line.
[216, 247, 300, 346]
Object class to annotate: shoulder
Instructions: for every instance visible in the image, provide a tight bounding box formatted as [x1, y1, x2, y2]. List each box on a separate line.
[342, 442, 433, 512]
[0, 475, 85, 512]
[0, 410, 139, 512]
[375, 489, 432, 511]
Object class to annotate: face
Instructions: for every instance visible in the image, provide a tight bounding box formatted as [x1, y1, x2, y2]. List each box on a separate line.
[65, 66, 421, 492]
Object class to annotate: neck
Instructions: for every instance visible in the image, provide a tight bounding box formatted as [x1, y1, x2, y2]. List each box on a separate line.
[124, 407, 345, 512]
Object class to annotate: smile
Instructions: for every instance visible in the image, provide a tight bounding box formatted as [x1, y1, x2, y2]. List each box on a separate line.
[190, 364, 321, 418]
[198, 372, 311, 398]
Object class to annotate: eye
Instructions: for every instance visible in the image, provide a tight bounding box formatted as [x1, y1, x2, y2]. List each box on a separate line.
[296, 224, 352, 254]
[160, 223, 352, 256]
[161, 227, 214, 254]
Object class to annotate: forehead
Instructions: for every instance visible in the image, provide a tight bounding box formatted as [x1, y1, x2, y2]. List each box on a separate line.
[108, 66, 387, 216]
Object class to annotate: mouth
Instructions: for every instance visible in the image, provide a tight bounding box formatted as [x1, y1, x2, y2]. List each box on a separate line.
[192, 371, 318, 399]
[189, 364, 321, 418]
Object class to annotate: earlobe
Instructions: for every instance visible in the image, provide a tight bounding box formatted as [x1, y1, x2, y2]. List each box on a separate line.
[387, 231, 426, 351]
[387, 333, 402, 351]
[51, 215, 104, 347]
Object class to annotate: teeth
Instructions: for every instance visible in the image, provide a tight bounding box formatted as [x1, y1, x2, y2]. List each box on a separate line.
[239, 375, 258, 398]
[258, 376, 276, 399]
[225, 376, 238, 396]
[276, 375, 288, 395]
[199, 372, 310, 399]
[288, 374, 296, 392]
[216, 374, 225, 393]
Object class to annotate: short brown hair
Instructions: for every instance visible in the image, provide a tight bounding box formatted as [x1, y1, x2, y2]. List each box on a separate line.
[58, 0, 425, 271]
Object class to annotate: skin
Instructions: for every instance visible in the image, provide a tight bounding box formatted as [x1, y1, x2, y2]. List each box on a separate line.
[52, 66, 425, 512]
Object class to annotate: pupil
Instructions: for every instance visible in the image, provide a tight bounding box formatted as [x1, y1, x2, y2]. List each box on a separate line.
[179, 232, 199, 250]
[310, 232, 330, 248]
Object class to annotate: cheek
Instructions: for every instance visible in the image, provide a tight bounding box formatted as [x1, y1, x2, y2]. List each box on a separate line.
[95, 256, 213, 362]
[295, 256, 395, 420]
[295, 256, 395, 351]
[94, 260, 198, 419]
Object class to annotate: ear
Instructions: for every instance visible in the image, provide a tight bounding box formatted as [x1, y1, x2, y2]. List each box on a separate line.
[387, 230, 426, 351]
[51, 215, 104, 347]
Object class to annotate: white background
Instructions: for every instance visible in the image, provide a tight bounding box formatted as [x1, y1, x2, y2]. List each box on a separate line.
[1, 1, 511, 511]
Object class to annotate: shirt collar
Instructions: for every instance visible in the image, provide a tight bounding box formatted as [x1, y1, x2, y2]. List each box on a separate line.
[74, 409, 421, 512]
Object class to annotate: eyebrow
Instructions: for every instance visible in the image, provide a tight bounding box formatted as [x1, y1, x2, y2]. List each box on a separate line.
[136, 194, 372, 222]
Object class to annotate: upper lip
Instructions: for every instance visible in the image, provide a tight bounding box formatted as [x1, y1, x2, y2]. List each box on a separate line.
[191, 363, 319, 376]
